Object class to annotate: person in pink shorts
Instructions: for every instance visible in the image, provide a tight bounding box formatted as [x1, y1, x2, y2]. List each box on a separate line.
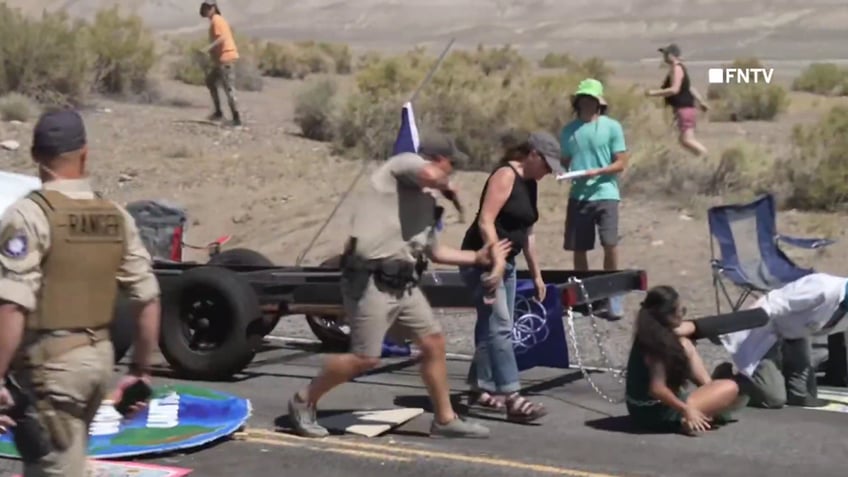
[646, 44, 710, 158]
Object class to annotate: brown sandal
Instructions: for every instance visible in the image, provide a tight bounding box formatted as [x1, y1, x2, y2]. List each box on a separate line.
[505, 393, 547, 423]
[470, 391, 505, 412]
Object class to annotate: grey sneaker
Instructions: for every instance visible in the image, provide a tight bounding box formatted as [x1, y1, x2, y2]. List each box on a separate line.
[288, 394, 329, 438]
[430, 416, 490, 439]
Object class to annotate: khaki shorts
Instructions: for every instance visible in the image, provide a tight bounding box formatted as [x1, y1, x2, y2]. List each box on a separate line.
[17, 340, 114, 477]
[342, 271, 442, 357]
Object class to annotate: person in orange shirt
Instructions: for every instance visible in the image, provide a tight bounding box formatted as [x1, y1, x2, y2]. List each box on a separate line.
[199, 1, 241, 126]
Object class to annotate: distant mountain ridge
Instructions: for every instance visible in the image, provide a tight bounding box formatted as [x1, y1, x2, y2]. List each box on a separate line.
[4, 0, 846, 60]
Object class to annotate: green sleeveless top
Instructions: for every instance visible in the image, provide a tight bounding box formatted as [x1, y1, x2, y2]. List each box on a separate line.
[625, 344, 661, 408]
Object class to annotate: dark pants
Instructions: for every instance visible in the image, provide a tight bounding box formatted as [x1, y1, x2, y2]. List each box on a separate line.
[741, 338, 816, 408]
[206, 62, 239, 117]
[563, 199, 619, 251]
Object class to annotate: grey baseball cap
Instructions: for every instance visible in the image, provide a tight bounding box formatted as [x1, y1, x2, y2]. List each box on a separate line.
[528, 131, 563, 174]
[658, 43, 681, 57]
[418, 132, 469, 163]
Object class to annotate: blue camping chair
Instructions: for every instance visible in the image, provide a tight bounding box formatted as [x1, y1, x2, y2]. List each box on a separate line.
[707, 194, 835, 314]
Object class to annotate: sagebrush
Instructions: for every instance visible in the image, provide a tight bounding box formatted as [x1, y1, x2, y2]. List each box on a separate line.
[707, 58, 789, 121]
[294, 47, 642, 171]
[0, 4, 158, 105]
[792, 63, 848, 96]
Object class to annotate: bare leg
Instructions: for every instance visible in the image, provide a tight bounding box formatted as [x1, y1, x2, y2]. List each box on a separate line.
[573, 251, 589, 271]
[300, 354, 379, 405]
[416, 333, 456, 424]
[679, 129, 708, 157]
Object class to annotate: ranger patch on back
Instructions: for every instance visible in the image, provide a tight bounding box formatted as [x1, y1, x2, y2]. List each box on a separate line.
[67, 209, 122, 240]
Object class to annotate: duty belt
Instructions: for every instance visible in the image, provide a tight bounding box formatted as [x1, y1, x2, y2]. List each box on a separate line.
[342, 254, 425, 290]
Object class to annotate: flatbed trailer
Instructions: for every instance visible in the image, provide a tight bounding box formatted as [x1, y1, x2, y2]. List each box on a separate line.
[140, 248, 647, 381]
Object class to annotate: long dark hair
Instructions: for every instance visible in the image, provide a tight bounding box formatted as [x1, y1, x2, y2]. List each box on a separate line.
[634, 286, 689, 390]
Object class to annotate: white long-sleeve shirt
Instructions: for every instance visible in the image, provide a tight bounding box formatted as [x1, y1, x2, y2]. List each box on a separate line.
[720, 273, 848, 376]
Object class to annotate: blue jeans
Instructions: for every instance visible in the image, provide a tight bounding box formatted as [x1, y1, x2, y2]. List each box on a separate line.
[459, 261, 520, 394]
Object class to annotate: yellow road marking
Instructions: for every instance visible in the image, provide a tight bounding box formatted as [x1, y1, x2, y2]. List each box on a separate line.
[239, 428, 623, 477]
[234, 434, 411, 462]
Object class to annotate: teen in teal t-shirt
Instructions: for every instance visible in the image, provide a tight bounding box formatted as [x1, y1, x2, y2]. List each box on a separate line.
[559, 115, 627, 202]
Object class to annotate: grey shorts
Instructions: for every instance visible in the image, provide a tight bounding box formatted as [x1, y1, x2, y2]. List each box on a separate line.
[341, 271, 442, 358]
[563, 198, 619, 251]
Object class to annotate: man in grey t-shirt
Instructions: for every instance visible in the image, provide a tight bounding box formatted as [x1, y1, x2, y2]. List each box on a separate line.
[289, 133, 509, 439]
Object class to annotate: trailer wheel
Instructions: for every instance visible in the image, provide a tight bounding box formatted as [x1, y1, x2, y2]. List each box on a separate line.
[208, 248, 280, 335]
[111, 292, 135, 364]
[160, 266, 264, 380]
[305, 315, 350, 351]
[304, 254, 350, 350]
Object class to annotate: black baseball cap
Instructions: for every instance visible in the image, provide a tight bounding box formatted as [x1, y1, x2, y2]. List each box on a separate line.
[658, 43, 681, 57]
[31, 109, 87, 159]
[418, 132, 469, 163]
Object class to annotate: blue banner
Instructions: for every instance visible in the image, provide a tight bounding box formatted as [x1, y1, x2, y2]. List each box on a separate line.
[383, 281, 572, 368]
[0, 384, 250, 459]
[512, 280, 570, 371]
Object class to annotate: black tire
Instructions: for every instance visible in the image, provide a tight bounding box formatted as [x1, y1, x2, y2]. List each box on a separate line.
[159, 266, 264, 380]
[111, 292, 135, 364]
[208, 248, 273, 267]
[208, 248, 280, 335]
[304, 254, 351, 350]
[305, 315, 350, 351]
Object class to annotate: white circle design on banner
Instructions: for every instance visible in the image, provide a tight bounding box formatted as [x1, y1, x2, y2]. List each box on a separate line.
[511, 295, 549, 354]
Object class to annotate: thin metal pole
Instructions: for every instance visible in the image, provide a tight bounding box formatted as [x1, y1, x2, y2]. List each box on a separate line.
[294, 38, 456, 266]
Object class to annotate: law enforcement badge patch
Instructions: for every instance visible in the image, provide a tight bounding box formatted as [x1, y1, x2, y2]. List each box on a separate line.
[1, 231, 28, 259]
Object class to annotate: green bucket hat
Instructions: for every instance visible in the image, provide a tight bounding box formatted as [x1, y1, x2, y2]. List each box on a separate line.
[571, 78, 607, 106]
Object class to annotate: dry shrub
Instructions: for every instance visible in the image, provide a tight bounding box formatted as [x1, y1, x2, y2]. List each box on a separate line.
[85, 6, 157, 97]
[0, 93, 39, 122]
[539, 53, 576, 69]
[323, 47, 648, 171]
[792, 63, 848, 96]
[257, 41, 352, 79]
[0, 5, 160, 105]
[170, 35, 264, 92]
[622, 136, 775, 202]
[707, 58, 789, 121]
[538, 53, 614, 83]
[294, 79, 339, 141]
[781, 105, 848, 211]
[0, 6, 91, 106]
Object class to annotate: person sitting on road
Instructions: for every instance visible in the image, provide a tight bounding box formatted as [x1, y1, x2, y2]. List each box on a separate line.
[458, 131, 563, 422]
[717, 272, 848, 409]
[625, 286, 740, 436]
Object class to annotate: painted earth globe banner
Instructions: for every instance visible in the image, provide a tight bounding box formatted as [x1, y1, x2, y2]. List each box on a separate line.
[0, 384, 251, 459]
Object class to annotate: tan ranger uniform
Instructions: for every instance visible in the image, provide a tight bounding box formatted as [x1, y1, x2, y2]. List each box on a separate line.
[0, 178, 159, 476]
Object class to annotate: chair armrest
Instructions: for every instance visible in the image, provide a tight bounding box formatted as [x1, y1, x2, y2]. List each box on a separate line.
[776, 234, 836, 249]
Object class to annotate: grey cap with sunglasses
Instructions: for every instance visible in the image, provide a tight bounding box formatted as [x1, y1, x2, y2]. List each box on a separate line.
[528, 131, 565, 175]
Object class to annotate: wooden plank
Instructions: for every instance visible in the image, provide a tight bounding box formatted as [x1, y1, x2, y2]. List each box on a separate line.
[320, 408, 424, 437]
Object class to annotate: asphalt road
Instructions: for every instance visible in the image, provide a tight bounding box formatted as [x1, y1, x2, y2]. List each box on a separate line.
[2, 338, 847, 477]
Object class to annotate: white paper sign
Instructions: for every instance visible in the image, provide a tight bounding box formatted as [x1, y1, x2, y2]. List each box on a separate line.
[555, 170, 589, 182]
[0, 171, 41, 218]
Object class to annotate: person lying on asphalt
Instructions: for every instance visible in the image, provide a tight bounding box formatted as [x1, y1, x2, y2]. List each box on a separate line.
[717, 272, 848, 408]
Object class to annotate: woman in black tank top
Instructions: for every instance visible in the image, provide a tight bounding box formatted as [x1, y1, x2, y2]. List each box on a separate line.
[458, 131, 562, 423]
[646, 44, 710, 159]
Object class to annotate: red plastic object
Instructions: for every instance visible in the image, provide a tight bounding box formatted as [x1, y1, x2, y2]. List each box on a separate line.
[170, 225, 184, 262]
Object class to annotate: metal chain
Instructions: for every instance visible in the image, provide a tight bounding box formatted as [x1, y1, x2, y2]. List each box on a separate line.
[565, 277, 659, 407]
